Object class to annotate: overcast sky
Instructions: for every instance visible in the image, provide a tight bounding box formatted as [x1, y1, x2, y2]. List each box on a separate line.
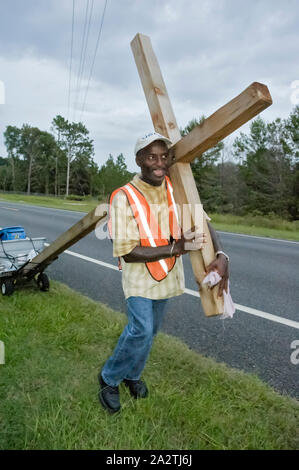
[0, 0, 298, 171]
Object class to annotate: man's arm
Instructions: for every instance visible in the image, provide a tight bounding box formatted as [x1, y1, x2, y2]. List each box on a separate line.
[123, 244, 180, 263]
[206, 221, 229, 296]
[207, 221, 223, 252]
[123, 228, 206, 263]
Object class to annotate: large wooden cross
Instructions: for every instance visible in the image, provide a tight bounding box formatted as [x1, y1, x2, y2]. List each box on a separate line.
[131, 33, 272, 317]
[20, 33, 272, 318]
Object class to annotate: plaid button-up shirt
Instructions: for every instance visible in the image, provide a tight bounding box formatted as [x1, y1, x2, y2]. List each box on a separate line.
[110, 174, 185, 300]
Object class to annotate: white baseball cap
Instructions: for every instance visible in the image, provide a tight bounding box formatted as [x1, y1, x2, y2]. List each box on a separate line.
[134, 132, 172, 156]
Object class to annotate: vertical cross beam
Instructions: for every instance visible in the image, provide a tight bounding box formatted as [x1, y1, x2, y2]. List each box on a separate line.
[131, 33, 224, 316]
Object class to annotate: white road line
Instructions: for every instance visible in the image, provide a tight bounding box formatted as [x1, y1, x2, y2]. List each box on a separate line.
[184, 288, 200, 297]
[0, 206, 19, 211]
[217, 230, 299, 245]
[234, 304, 299, 330]
[63, 248, 119, 271]
[0, 201, 85, 215]
[45, 243, 299, 331]
[184, 287, 299, 330]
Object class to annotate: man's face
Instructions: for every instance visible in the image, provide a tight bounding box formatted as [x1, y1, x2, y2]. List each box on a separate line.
[136, 140, 169, 186]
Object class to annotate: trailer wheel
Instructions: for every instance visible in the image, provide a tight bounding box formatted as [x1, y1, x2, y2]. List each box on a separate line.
[1, 279, 14, 296]
[37, 273, 50, 292]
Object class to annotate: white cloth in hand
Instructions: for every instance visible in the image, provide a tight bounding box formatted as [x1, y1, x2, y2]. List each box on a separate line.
[202, 271, 235, 319]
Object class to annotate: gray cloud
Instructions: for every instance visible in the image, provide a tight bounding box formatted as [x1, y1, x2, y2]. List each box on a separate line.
[0, 0, 298, 171]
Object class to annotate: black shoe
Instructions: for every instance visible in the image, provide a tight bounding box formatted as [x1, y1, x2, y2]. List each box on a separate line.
[98, 374, 121, 413]
[123, 378, 148, 399]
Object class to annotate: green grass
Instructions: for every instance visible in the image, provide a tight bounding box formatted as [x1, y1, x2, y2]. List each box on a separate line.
[0, 192, 101, 213]
[210, 213, 299, 241]
[0, 281, 298, 450]
[0, 192, 298, 241]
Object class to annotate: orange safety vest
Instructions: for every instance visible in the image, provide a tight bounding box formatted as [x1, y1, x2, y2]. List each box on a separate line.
[108, 176, 181, 281]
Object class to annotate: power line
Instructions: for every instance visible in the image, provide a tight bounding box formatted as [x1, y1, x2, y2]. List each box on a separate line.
[79, 0, 94, 104]
[67, 0, 75, 121]
[73, 0, 90, 122]
[79, 0, 108, 122]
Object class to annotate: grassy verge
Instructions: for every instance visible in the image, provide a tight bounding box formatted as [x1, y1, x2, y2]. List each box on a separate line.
[0, 281, 298, 450]
[210, 213, 299, 241]
[0, 192, 101, 213]
[0, 192, 298, 241]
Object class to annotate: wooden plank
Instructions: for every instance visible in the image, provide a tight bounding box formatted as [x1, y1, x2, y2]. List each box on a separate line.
[131, 33, 181, 145]
[171, 82, 272, 164]
[21, 206, 107, 276]
[169, 163, 223, 316]
[131, 33, 223, 316]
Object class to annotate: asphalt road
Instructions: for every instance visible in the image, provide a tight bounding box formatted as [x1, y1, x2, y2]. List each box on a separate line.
[0, 200, 298, 399]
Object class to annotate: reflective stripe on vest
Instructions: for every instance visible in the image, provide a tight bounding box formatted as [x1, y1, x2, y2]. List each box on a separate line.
[109, 176, 180, 282]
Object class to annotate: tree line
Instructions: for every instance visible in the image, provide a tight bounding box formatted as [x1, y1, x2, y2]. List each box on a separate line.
[0, 106, 298, 220]
[182, 106, 298, 221]
[0, 115, 133, 199]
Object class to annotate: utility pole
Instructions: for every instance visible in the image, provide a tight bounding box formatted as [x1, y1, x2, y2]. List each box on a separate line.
[66, 146, 71, 197]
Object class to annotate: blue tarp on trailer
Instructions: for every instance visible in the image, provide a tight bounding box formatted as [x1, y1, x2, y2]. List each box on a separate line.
[0, 227, 26, 240]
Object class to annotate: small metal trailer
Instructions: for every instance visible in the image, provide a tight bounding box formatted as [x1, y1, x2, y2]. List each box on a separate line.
[0, 237, 47, 295]
[0, 206, 107, 296]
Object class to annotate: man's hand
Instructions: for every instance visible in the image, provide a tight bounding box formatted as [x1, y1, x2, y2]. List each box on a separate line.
[205, 254, 229, 297]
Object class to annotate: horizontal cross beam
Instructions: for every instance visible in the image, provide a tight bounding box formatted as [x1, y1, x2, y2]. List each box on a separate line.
[170, 82, 272, 164]
[20, 207, 107, 277]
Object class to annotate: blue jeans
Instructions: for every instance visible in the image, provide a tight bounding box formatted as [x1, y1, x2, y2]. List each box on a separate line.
[101, 297, 168, 387]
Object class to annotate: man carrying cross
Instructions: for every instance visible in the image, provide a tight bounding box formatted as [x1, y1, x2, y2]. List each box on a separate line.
[98, 131, 229, 414]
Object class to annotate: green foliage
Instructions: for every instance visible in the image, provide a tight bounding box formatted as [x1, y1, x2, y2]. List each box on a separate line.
[51, 115, 94, 196]
[0, 282, 298, 450]
[181, 116, 224, 212]
[284, 105, 299, 160]
[233, 111, 298, 219]
[98, 153, 133, 196]
[3, 124, 64, 195]
[31, 131, 59, 196]
[65, 195, 84, 201]
[3, 125, 23, 191]
[180, 107, 299, 220]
